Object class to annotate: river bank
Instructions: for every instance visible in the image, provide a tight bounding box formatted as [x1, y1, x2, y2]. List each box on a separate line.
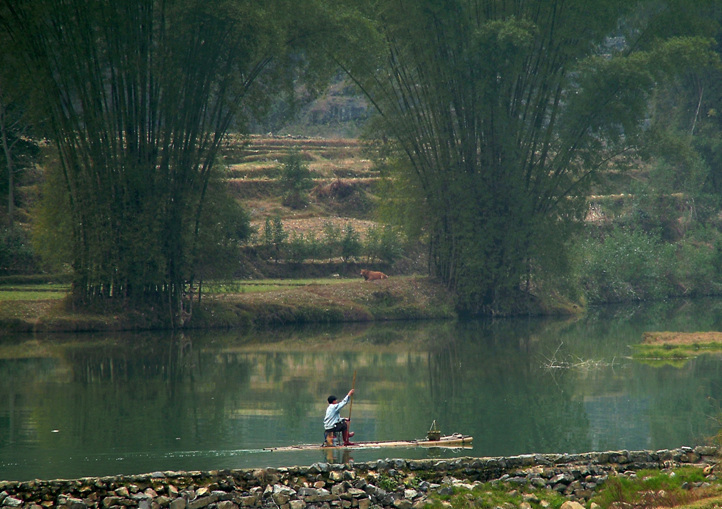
[0, 447, 719, 509]
[0, 277, 581, 333]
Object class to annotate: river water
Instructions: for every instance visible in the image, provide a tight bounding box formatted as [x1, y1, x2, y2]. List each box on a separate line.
[3, 298, 722, 482]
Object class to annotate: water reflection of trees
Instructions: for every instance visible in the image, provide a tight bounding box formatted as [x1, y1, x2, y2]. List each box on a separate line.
[4, 307, 722, 481]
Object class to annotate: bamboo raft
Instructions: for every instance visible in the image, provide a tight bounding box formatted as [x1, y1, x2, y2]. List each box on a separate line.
[263, 433, 473, 452]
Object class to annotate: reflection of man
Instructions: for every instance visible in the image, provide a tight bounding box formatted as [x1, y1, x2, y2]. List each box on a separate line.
[323, 390, 355, 446]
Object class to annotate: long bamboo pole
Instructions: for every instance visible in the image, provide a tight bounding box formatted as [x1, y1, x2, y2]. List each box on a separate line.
[348, 370, 357, 428]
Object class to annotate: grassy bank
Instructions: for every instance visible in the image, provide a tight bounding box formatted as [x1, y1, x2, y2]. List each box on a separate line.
[0, 276, 462, 333]
[631, 331, 722, 364]
[0, 275, 583, 333]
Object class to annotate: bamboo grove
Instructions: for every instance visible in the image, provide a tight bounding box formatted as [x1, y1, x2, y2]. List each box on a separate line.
[1, 0, 286, 324]
[335, 0, 719, 314]
[1, 0, 720, 320]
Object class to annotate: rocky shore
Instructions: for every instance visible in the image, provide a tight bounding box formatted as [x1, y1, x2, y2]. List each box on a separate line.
[1, 447, 720, 509]
[0, 446, 719, 509]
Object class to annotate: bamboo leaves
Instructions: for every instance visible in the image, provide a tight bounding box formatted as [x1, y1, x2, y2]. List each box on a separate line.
[336, 0, 718, 314]
[1, 0, 284, 323]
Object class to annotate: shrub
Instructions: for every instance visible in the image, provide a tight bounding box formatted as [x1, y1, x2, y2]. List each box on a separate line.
[577, 227, 675, 303]
[279, 151, 314, 209]
[262, 216, 287, 261]
[340, 223, 362, 262]
[590, 468, 711, 509]
[364, 225, 405, 264]
[669, 240, 720, 295]
[286, 232, 317, 263]
[321, 221, 342, 260]
[0, 226, 38, 275]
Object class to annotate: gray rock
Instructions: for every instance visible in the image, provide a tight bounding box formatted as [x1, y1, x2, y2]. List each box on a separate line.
[60, 497, 86, 509]
[187, 495, 217, 509]
[310, 463, 329, 474]
[393, 499, 412, 509]
[2, 497, 23, 508]
[436, 487, 453, 496]
[403, 489, 418, 500]
[550, 473, 573, 485]
[156, 496, 172, 506]
[115, 488, 130, 498]
[238, 496, 257, 507]
[103, 496, 122, 508]
[297, 488, 318, 498]
[346, 488, 366, 499]
[169, 498, 187, 509]
[273, 485, 296, 497]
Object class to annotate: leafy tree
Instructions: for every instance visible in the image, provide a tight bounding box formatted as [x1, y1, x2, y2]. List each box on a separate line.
[0, 0, 317, 324]
[364, 225, 404, 264]
[340, 223, 361, 263]
[321, 220, 342, 261]
[0, 225, 36, 275]
[30, 152, 73, 273]
[280, 150, 315, 209]
[0, 30, 39, 227]
[639, 2, 722, 236]
[286, 232, 311, 263]
[191, 163, 252, 303]
[333, 0, 718, 315]
[262, 215, 287, 261]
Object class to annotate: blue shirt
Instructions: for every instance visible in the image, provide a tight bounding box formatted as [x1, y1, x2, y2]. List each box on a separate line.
[323, 394, 350, 430]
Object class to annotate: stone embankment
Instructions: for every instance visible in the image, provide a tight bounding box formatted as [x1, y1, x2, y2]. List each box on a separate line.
[0, 447, 719, 509]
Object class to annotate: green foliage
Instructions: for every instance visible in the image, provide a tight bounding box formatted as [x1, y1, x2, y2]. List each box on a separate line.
[263, 218, 275, 248]
[257, 217, 404, 266]
[364, 225, 405, 264]
[340, 223, 361, 262]
[193, 165, 252, 282]
[30, 156, 73, 273]
[263, 216, 288, 261]
[0, 226, 37, 275]
[424, 481, 566, 509]
[322, 221, 342, 261]
[590, 468, 712, 509]
[669, 238, 720, 295]
[0, 26, 41, 227]
[280, 151, 315, 209]
[0, 0, 303, 324]
[336, 0, 719, 315]
[376, 474, 399, 492]
[576, 227, 676, 303]
[286, 232, 316, 263]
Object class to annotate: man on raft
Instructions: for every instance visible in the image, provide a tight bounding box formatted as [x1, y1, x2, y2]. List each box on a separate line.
[323, 389, 355, 446]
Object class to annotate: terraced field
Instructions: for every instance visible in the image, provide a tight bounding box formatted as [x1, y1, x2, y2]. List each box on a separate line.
[222, 135, 382, 238]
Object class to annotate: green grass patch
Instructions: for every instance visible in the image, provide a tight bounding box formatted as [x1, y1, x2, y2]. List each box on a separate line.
[631, 343, 722, 362]
[590, 467, 721, 509]
[0, 284, 69, 301]
[0, 291, 67, 301]
[203, 278, 350, 294]
[425, 482, 567, 509]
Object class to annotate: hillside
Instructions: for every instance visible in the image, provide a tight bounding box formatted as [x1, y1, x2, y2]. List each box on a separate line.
[222, 134, 379, 227]
[219, 134, 419, 278]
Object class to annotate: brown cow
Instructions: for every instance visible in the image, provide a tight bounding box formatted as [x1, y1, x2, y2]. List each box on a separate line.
[360, 269, 388, 281]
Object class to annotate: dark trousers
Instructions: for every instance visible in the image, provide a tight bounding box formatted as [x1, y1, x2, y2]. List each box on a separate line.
[326, 419, 348, 433]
